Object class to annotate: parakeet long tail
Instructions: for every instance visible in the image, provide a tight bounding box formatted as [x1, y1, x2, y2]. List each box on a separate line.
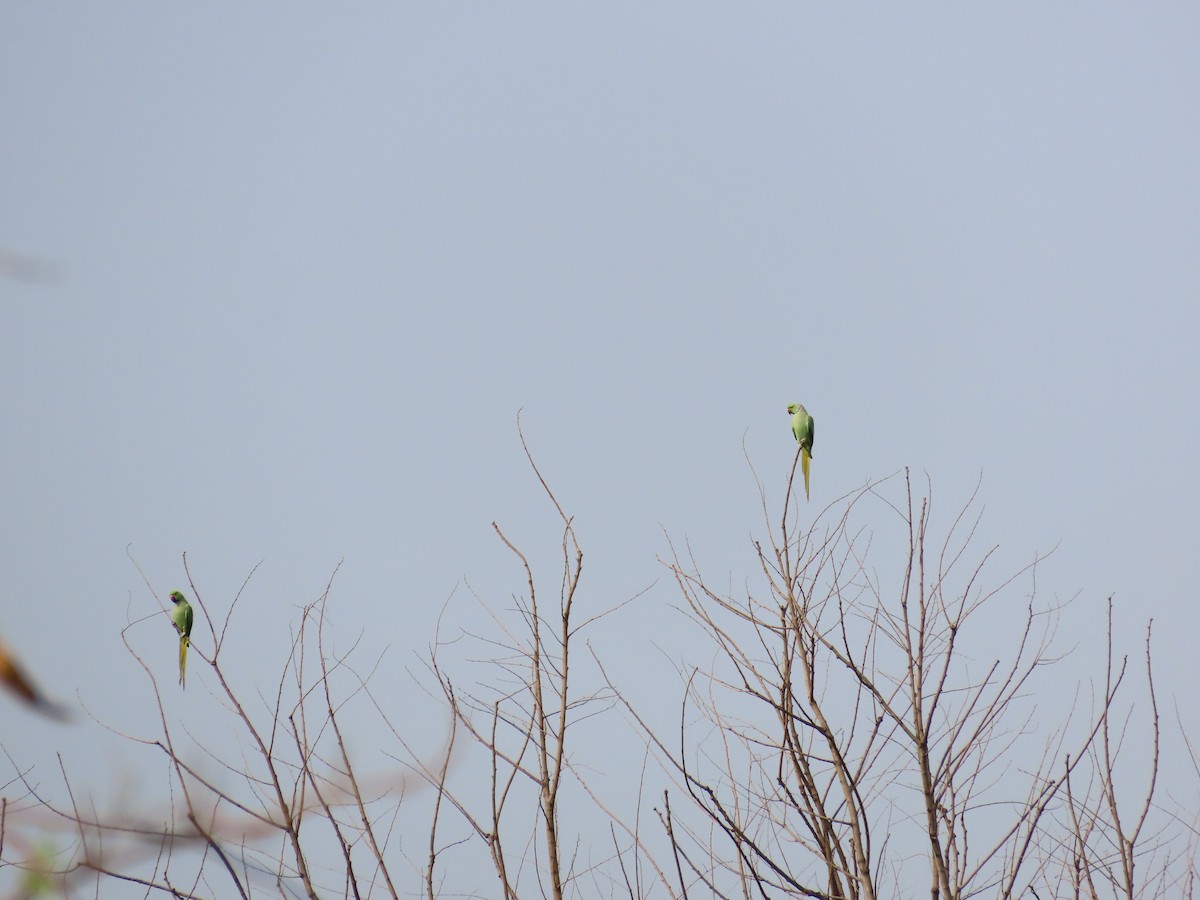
[178, 635, 189, 688]
[801, 448, 811, 500]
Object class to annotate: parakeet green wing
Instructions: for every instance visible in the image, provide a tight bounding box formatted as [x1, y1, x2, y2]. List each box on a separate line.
[169, 591, 194, 688]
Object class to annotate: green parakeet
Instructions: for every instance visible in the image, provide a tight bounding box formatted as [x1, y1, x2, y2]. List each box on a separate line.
[169, 590, 194, 688]
[786, 403, 815, 500]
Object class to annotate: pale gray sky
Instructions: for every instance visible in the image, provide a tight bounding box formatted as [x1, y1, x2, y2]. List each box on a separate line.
[2, 5, 1197, 896]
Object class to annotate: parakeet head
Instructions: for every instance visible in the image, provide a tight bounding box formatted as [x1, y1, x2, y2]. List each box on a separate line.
[786, 403, 800, 414]
[169, 590, 186, 605]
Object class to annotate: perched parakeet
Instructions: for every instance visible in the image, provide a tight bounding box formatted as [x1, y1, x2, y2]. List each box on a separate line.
[169, 591, 194, 688]
[786, 403, 815, 500]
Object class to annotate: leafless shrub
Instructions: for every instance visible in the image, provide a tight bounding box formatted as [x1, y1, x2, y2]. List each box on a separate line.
[1, 440, 1192, 899]
[613, 456, 1189, 900]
